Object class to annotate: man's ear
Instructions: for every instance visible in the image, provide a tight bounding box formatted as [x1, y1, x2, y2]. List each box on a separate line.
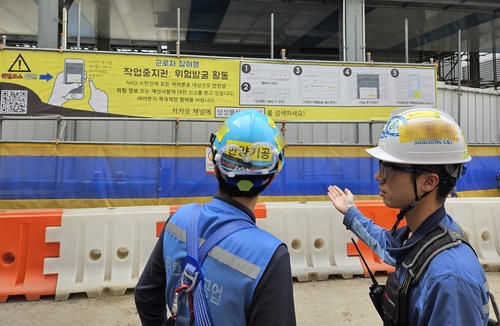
[421, 172, 440, 191]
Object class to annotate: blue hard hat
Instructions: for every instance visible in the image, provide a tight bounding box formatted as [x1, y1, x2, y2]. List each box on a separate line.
[210, 109, 285, 179]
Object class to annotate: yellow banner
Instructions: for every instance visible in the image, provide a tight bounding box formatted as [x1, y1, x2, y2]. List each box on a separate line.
[0, 49, 437, 121]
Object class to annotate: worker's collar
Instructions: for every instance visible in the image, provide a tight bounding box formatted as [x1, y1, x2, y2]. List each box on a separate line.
[214, 194, 256, 223]
[387, 205, 447, 258]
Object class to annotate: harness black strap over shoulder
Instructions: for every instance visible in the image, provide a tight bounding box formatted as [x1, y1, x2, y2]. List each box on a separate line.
[402, 223, 473, 286]
[381, 223, 473, 325]
[382, 223, 500, 326]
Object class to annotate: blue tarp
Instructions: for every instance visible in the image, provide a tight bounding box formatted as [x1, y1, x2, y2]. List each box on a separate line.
[1, 155, 498, 200]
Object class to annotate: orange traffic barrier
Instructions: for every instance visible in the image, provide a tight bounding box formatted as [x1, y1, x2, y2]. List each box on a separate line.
[154, 205, 182, 237]
[346, 200, 405, 277]
[156, 203, 267, 237]
[155, 205, 181, 237]
[254, 203, 266, 218]
[170, 205, 181, 216]
[0, 209, 63, 302]
[156, 220, 166, 237]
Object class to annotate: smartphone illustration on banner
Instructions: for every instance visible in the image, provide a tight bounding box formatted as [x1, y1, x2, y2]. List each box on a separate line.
[64, 58, 85, 99]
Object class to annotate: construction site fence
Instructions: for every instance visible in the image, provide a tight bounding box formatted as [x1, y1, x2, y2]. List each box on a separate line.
[1, 198, 499, 302]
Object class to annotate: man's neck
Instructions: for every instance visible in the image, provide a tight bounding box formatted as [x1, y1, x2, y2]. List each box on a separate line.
[404, 197, 441, 233]
[220, 192, 259, 211]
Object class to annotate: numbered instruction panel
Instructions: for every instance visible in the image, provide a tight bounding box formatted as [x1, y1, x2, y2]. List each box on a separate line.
[239, 63, 436, 107]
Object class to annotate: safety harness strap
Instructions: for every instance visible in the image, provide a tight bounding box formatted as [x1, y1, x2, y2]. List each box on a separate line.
[402, 223, 470, 286]
[383, 223, 500, 326]
[175, 204, 256, 326]
[383, 224, 471, 325]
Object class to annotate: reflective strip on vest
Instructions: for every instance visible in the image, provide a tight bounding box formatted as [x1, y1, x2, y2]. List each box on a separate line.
[165, 221, 261, 279]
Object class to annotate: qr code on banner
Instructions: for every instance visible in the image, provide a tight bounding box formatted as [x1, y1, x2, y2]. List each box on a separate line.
[1, 90, 28, 114]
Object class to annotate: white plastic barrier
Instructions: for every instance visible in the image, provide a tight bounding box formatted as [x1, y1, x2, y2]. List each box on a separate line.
[257, 202, 364, 282]
[38, 198, 500, 300]
[44, 206, 169, 300]
[445, 198, 500, 271]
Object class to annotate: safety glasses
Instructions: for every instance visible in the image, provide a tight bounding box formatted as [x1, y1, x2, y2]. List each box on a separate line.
[214, 142, 280, 178]
[378, 161, 431, 180]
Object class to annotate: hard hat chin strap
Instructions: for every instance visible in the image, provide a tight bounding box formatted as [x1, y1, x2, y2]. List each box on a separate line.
[390, 168, 433, 235]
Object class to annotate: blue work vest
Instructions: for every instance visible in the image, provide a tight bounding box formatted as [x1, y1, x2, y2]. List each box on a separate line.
[163, 200, 283, 326]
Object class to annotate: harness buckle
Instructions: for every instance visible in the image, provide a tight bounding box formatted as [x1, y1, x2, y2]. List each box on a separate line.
[181, 268, 199, 293]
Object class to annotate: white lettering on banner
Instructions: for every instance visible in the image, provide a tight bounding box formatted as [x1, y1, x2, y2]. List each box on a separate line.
[215, 107, 265, 118]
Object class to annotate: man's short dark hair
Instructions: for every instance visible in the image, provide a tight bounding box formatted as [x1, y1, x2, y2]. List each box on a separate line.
[412, 164, 459, 203]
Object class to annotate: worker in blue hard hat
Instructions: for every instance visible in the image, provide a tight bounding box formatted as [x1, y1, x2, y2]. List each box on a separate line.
[135, 109, 296, 326]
